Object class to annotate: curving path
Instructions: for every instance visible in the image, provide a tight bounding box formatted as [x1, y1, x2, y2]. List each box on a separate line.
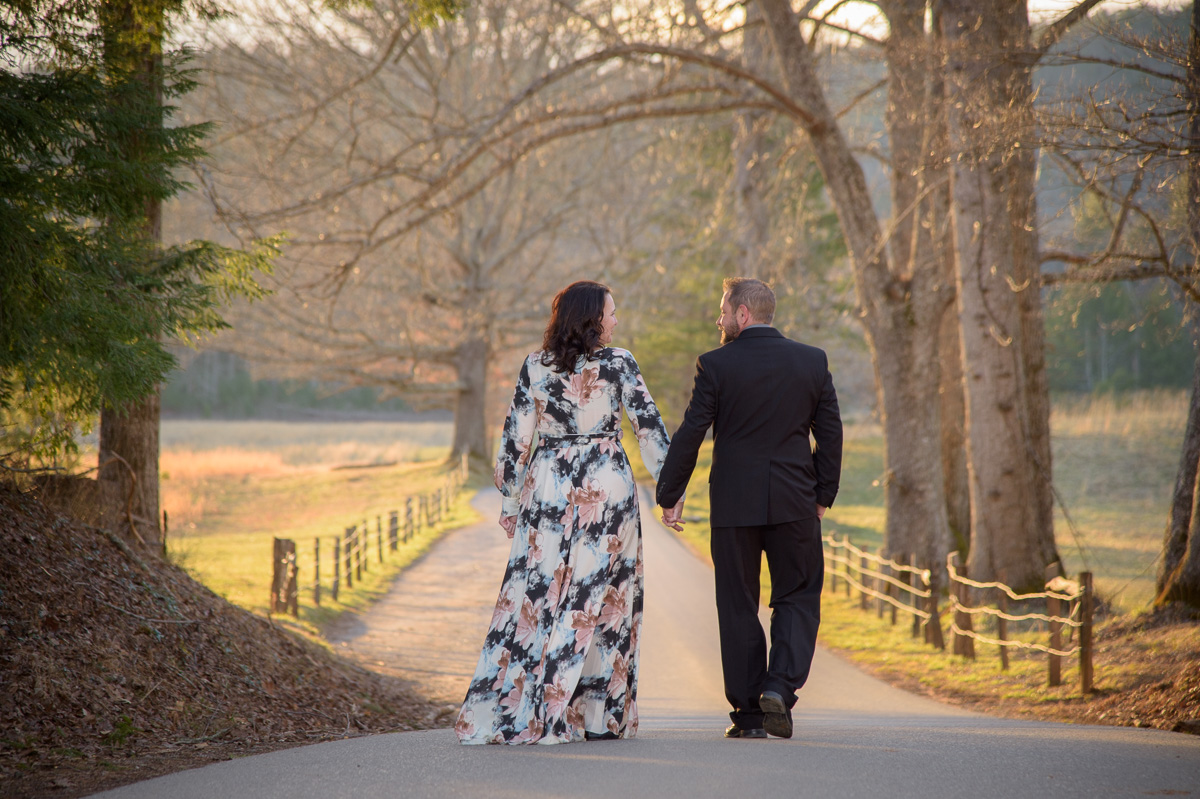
[93, 488, 1200, 798]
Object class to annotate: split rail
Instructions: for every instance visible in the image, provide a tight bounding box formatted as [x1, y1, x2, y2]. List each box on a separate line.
[822, 535, 1094, 692]
[270, 456, 469, 617]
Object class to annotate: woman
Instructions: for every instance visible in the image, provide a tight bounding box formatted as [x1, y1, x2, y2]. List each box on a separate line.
[455, 280, 671, 745]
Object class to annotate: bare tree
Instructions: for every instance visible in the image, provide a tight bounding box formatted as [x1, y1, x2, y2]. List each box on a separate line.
[1035, 5, 1198, 603]
[304, 0, 1094, 582]
[191, 0, 656, 459]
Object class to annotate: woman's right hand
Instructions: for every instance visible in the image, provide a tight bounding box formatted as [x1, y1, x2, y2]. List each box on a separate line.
[499, 514, 517, 539]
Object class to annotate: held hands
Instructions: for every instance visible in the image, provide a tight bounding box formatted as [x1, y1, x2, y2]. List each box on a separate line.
[499, 513, 517, 539]
[660, 498, 686, 532]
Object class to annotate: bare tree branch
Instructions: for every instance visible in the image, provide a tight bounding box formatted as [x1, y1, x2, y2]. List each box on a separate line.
[1036, 0, 1106, 57]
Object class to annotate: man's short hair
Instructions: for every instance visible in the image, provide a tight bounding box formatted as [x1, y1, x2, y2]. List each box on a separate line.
[723, 277, 776, 324]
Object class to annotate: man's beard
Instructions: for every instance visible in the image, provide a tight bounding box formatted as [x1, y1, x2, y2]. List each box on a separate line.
[720, 318, 740, 345]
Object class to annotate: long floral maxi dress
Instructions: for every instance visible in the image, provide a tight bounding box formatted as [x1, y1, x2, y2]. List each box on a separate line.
[455, 347, 670, 745]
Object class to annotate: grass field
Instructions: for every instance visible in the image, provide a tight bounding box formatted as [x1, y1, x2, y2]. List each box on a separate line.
[158, 418, 482, 637]
[646, 390, 1188, 615]
[161, 390, 1184, 641]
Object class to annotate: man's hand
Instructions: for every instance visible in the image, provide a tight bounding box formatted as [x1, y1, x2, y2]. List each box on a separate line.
[499, 513, 517, 539]
[816, 504, 827, 520]
[661, 498, 686, 532]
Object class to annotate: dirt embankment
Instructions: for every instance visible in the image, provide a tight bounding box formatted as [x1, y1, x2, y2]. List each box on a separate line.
[0, 483, 446, 799]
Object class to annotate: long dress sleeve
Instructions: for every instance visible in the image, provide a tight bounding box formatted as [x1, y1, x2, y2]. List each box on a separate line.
[617, 350, 671, 483]
[494, 357, 537, 518]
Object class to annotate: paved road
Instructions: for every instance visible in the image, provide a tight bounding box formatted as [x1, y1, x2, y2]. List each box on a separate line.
[94, 488, 1200, 798]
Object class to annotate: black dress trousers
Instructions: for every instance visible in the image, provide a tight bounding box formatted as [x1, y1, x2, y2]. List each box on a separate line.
[709, 516, 824, 728]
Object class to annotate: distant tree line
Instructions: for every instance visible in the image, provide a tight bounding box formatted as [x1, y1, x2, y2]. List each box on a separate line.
[161, 351, 415, 417]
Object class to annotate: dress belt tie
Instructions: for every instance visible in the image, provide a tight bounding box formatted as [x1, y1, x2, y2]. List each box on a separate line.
[537, 430, 622, 448]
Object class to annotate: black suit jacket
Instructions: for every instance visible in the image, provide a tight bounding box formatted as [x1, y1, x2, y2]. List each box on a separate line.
[656, 326, 843, 527]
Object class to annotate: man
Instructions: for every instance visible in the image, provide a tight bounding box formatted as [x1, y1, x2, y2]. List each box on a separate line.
[656, 277, 842, 740]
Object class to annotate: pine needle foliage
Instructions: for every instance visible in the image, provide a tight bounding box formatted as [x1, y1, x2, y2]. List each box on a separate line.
[0, 1, 278, 463]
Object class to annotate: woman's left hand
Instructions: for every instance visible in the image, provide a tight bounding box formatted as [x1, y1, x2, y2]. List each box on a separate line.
[499, 514, 517, 539]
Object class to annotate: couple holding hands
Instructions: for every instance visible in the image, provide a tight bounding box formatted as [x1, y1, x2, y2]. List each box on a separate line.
[455, 277, 843, 745]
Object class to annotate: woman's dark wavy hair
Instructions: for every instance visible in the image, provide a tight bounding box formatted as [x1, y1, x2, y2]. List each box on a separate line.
[540, 280, 610, 374]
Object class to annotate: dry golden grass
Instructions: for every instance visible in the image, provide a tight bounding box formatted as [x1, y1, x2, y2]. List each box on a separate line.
[160, 448, 293, 528]
[154, 417, 478, 637]
[1050, 390, 1188, 610]
[1051, 389, 1189, 438]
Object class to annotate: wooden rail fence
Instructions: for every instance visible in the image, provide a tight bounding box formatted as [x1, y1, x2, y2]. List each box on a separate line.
[822, 535, 1095, 693]
[270, 456, 468, 617]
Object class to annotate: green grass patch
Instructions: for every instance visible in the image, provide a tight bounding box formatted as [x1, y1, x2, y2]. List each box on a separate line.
[818, 589, 1094, 705]
[646, 392, 1184, 615]
[159, 418, 482, 638]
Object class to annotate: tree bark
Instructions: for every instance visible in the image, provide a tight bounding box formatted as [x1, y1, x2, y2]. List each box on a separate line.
[941, 0, 1059, 588]
[732, 1, 772, 280]
[452, 336, 491, 462]
[939, 296, 971, 549]
[759, 0, 953, 575]
[1158, 342, 1200, 604]
[925, 0, 972, 549]
[99, 0, 165, 549]
[99, 395, 162, 548]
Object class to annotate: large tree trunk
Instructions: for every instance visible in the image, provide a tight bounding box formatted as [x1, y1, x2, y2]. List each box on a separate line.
[732, 1, 772, 279]
[926, 0, 972, 550]
[939, 296, 971, 550]
[99, 0, 165, 549]
[99, 396, 162, 547]
[941, 0, 1059, 589]
[1158, 343, 1200, 605]
[1156, 1, 1200, 606]
[452, 336, 491, 462]
[759, 0, 953, 575]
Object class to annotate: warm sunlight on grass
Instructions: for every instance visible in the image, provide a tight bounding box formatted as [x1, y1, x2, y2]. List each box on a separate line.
[158, 418, 480, 638]
[1051, 390, 1187, 611]
[650, 391, 1186, 615]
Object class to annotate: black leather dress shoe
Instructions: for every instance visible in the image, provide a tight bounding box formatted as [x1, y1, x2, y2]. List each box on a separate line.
[724, 724, 767, 739]
[759, 690, 793, 739]
[585, 730, 619, 741]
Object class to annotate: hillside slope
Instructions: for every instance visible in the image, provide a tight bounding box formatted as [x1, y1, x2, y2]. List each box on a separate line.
[0, 483, 443, 798]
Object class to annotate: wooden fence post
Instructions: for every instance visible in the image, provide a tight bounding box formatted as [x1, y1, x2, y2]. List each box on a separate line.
[926, 564, 945, 651]
[286, 550, 298, 617]
[270, 538, 288, 613]
[388, 510, 399, 551]
[1046, 563, 1062, 687]
[332, 535, 341, 601]
[354, 525, 363, 580]
[1080, 571, 1094, 694]
[314, 537, 321, 607]
[958, 561, 975, 660]
[875, 547, 884, 619]
[377, 515, 384, 562]
[344, 526, 354, 589]
[827, 541, 838, 594]
[405, 497, 414, 542]
[950, 554, 962, 655]
[859, 554, 869, 610]
[843, 536, 851, 597]
[996, 573, 1010, 671]
[271, 538, 298, 617]
[907, 556, 920, 638]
